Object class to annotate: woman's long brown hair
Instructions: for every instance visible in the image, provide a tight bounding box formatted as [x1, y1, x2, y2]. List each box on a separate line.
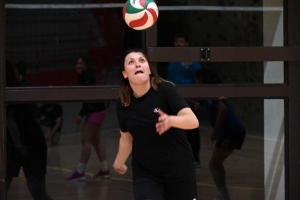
[118, 49, 170, 107]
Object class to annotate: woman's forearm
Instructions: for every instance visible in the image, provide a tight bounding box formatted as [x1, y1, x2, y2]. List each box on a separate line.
[170, 108, 199, 130]
[114, 137, 132, 165]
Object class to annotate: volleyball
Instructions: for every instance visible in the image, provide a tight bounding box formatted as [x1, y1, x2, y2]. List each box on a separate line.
[123, 0, 159, 30]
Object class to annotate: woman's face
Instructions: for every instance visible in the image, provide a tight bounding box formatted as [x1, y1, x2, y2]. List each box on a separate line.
[174, 37, 188, 47]
[122, 52, 151, 85]
[75, 58, 87, 74]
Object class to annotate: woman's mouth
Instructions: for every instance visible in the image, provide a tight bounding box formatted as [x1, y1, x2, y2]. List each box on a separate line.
[135, 70, 144, 75]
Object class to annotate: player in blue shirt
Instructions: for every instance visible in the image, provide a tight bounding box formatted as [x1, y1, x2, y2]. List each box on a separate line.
[167, 33, 201, 85]
[167, 33, 202, 167]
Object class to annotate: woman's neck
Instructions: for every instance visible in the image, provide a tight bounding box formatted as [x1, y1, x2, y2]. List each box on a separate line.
[131, 81, 151, 98]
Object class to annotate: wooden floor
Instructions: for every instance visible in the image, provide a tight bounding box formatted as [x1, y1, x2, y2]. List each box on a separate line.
[6, 127, 276, 200]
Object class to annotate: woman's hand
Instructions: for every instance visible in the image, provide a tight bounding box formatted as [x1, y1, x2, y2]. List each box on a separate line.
[113, 163, 128, 174]
[156, 109, 172, 135]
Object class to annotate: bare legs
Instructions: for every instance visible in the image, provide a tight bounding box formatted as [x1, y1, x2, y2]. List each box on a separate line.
[7, 175, 52, 200]
[92, 126, 107, 162]
[50, 131, 61, 146]
[26, 175, 53, 200]
[209, 147, 234, 200]
[67, 113, 110, 180]
[79, 123, 106, 164]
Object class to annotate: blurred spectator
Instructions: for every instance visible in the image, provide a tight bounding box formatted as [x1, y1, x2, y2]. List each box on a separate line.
[66, 56, 110, 181]
[38, 103, 63, 146]
[167, 33, 202, 168]
[15, 60, 30, 86]
[5, 59, 52, 200]
[195, 68, 246, 200]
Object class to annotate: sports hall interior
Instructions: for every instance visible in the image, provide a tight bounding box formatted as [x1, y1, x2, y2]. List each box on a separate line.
[1, 0, 300, 200]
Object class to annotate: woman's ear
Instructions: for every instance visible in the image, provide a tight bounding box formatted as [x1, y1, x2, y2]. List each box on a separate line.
[122, 70, 127, 79]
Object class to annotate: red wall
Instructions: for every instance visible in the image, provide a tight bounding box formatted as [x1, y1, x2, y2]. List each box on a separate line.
[27, 69, 78, 86]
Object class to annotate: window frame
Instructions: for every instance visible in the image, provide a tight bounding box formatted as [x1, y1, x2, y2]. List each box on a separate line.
[1, 0, 299, 199]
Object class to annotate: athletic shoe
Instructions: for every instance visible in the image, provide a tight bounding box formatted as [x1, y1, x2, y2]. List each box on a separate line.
[66, 171, 86, 181]
[194, 161, 202, 168]
[93, 169, 111, 179]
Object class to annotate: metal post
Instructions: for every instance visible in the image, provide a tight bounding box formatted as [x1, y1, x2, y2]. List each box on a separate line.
[0, 0, 6, 199]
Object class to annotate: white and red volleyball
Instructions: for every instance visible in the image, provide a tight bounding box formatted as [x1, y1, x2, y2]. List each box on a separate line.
[123, 0, 159, 30]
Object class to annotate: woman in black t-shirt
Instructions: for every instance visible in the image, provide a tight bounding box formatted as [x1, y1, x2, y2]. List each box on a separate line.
[113, 49, 199, 200]
[6, 59, 52, 200]
[66, 56, 110, 181]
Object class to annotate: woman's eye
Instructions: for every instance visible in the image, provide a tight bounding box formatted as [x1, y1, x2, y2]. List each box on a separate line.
[128, 61, 134, 64]
[139, 59, 145, 63]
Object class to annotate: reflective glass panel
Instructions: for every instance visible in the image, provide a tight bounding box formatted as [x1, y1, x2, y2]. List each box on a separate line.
[5, 98, 285, 200]
[191, 98, 285, 200]
[157, 61, 284, 85]
[157, 0, 284, 47]
[5, 1, 142, 87]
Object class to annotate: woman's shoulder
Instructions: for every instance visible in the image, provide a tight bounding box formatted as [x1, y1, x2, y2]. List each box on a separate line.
[158, 81, 175, 90]
[157, 81, 176, 95]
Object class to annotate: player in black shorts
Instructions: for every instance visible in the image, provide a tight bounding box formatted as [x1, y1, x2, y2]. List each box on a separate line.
[195, 68, 246, 200]
[113, 49, 199, 200]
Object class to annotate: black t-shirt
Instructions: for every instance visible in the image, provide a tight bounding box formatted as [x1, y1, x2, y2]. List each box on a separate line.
[7, 104, 45, 146]
[39, 104, 63, 124]
[38, 104, 63, 132]
[78, 69, 106, 116]
[6, 104, 47, 176]
[78, 69, 96, 86]
[7, 104, 47, 150]
[116, 81, 195, 183]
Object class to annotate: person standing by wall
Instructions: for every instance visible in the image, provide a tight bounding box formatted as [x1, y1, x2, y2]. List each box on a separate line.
[66, 56, 110, 181]
[194, 68, 246, 200]
[37, 103, 63, 146]
[15, 60, 30, 86]
[167, 33, 202, 167]
[6, 59, 52, 200]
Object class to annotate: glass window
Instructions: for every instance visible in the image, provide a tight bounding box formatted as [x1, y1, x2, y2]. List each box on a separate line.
[5, 2, 142, 87]
[5, 100, 134, 199]
[157, 61, 284, 85]
[5, 98, 285, 199]
[157, 0, 284, 47]
[191, 97, 285, 200]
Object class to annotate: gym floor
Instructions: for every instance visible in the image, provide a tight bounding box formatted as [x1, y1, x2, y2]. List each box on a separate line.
[6, 126, 271, 200]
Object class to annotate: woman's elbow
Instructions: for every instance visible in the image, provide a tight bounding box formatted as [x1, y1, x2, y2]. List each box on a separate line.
[186, 111, 199, 129]
[190, 116, 199, 129]
[194, 119, 199, 129]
